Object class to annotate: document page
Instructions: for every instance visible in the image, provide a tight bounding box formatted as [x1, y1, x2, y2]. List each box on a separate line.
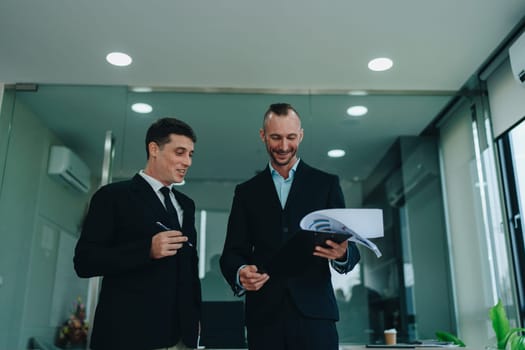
[300, 208, 384, 257]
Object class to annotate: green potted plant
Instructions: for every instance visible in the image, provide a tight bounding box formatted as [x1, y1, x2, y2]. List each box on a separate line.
[489, 299, 525, 350]
[435, 330, 466, 347]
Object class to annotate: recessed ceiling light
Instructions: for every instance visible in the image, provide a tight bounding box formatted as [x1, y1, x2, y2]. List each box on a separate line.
[346, 105, 368, 117]
[368, 57, 393, 72]
[131, 87, 152, 93]
[106, 52, 133, 67]
[348, 90, 368, 96]
[327, 149, 346, 158]
[131, 103, 152, 114]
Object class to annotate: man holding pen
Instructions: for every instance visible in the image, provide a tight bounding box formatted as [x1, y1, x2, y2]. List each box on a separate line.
[74, 117, 201, 350]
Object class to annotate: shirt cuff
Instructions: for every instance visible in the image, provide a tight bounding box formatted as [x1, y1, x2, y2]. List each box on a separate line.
[235, 265, 246, 296]
[332, 248, 349, 266]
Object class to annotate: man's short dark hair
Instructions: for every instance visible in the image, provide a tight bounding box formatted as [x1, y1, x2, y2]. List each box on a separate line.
[145, 117, 197, 158]
[262, 103, 301, 129]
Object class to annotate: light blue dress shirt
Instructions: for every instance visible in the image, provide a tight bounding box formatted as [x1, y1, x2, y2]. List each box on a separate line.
[269, 159, 300, 208]
[235, 159, 348, 293]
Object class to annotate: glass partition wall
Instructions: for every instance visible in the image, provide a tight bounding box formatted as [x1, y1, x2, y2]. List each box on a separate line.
[0, 84, 465, 348]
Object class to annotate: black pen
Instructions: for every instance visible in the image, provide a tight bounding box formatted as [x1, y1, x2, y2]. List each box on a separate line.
[155, 221, 193, 247]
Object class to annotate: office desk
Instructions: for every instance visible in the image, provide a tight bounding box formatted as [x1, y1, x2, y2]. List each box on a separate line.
[29, 339, 474, 350]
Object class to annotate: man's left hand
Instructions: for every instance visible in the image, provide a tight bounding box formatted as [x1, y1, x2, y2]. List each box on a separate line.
[313, 239, 348, 260]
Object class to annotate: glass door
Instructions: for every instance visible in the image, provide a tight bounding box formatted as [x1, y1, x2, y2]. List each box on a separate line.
[497, 118, 525, 325]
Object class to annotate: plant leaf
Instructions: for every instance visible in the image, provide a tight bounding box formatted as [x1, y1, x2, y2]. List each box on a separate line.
[508, 329, 525, 350]
[489, 299, 511, 349]
[435, 331, 466, 347]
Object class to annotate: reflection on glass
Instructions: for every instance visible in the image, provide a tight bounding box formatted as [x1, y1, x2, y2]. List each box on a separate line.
[0, 84, 457, 348]
[335, 136, 453, 344]
[510, 121, 525, 232]
[201, 253, 237, 302]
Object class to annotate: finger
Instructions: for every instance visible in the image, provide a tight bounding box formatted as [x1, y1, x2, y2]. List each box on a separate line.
[313, 251, 332, 259]
[169, 236, 189, 244]
[241, 265, 258, 274]
[247, 271, 266, 279]
[314, 246, 346, 260]
[252, 275, 270, 290]
[322, 240, 341, 249]
[167, 242, 184, 251]
[159, 248, 178, 258]
[314, 245, 333, 255]
[240, 276, 262, 288]
[313, 246, 339, 259]
[240, 266, 259, 279]
[241, 273, 269, 289]
[164, 230, 184, 237]
[316, 241, 345, 253]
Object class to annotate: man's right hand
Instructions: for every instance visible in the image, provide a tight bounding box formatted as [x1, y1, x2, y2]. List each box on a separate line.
[239, 265, 269, 291]
[150, 230, 188, 259]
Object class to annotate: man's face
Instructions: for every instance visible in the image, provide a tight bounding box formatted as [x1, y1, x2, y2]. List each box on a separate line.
[260, 111, 303, 169]
[148, 134, 194, 185]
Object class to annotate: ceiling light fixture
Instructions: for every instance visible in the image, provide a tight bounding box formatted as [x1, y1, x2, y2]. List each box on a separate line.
[131, 103, 152, 114]
[346, 105, 368, 117]
[106, 52, 133, 67]
[368, 57, 393, 72]
[327, 149, 346, 158]
[131, 87, 152, 93]
[348, 90, 368, 96]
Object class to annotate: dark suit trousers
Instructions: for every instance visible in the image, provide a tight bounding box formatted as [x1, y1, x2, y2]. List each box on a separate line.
[246, 293, 338, 350]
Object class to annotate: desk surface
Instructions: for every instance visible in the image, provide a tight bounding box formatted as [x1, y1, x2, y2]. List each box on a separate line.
[29, 338, 472, 350]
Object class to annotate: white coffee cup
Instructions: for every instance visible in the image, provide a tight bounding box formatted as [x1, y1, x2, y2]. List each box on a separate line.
[384, 328, 397, 345]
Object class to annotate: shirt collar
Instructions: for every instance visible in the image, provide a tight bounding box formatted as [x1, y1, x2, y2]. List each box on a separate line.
[269, 158, 300, 179]
[139, 170, 174, 192]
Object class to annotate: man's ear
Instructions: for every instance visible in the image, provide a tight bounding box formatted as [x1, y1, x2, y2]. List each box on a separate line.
[148, 142, 158, 158]
[259, 128, 266, 143]
[298, 128, 304, 143]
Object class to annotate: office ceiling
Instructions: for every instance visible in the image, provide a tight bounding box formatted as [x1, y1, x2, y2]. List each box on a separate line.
[1, 0, 525, 185]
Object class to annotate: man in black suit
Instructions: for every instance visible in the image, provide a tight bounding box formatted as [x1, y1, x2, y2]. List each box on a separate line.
[74, 118, 201, 350]
[220, 103, 361, 350]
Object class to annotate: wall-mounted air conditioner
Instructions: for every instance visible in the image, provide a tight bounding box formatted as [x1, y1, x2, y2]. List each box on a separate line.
[48, 146, 91, 193]
[509, 31, 525, 86]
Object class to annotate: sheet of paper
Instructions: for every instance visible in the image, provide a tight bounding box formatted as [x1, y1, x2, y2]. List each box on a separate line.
[300, 208, 384, 238]
[300, 208, 384, 258]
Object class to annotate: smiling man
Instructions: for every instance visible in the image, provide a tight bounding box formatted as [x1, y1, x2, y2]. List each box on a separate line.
[220, 103, 360, 350]
[74, 118, 201, 350]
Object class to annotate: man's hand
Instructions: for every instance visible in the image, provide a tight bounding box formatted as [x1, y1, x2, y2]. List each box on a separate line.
[313, 239, 348, 260]
[239, 265, 270, 291]
[150, 230, 188, 259]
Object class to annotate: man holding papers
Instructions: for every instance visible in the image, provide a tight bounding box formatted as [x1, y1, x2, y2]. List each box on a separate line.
[220, 103, 361, 350]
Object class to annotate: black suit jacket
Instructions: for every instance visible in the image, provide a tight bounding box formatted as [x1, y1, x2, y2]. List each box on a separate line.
[220, 161, 360, 327]
[74, 174, 201, 350]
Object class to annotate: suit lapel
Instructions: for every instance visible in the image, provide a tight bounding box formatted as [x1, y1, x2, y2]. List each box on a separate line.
[283, 161, 308, 211]
[258, 166, 283, 213]
[130, 174, 171, 225]
[173, 190, 189, 227]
